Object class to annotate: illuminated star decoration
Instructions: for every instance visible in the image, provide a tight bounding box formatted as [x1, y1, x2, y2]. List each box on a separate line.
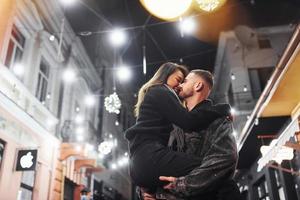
[98, 140, 114, 155]
[104, 92, 121, 114]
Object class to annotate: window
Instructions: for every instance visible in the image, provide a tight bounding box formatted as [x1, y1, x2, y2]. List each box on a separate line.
[258, 37, 272, 49]
[255, 177, 270, 200]
[19, 170, 35, 200]
[274, 170, 286, 200]
[4, 25, 25, 68]
[36, 58, 50, 103]
[0, 139, 5, 170]
[248, 67, 274, 99]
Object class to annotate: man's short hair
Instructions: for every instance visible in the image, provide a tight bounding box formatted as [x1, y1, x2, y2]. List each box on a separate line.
[191, 69, 214, 89]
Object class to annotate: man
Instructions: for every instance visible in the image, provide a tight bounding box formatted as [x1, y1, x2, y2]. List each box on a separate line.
[142, 69, 240, 200]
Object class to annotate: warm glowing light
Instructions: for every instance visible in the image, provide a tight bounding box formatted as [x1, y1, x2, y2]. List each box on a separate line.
[195, 0, 227, 12]
[60, 0, 77, 6]
[111, 163, 117, 170]
[179, 17, 197, 35]
[75, 114, 84, 124]
[77, 135, 84, 141]
[232, 131, 237, 137]
[98, 141, 114, 155]
[63, 68, 76, 83]
[76, 127, 84, 135]
[49, 35, 55, 41]
[109, 29, 126, 47]
[13, 63, 24, 76]
[75, 145, 81, 152]
[231, 73, 236, 80]
[140, 0, 193, 20]
[231, 108, 236, 115]
[85, 95, 96, 107]
[117, 66, 131, 81]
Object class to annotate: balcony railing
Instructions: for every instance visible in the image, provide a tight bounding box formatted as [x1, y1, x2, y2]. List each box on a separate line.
[0, 65, 58, 133]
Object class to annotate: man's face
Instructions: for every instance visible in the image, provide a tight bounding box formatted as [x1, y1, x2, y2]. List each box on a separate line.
[178, 73, 198, 98]
[178, 73, 209, 99]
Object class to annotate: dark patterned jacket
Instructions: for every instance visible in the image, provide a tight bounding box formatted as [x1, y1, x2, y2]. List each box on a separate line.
[169, 116, 238, 198]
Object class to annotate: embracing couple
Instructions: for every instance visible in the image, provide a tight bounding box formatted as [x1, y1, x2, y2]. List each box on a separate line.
[125, 62, 241, 200]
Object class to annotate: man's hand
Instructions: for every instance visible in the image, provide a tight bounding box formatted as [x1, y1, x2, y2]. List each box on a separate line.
[159, 176, 177, 190]
[141, 188, 156, 200]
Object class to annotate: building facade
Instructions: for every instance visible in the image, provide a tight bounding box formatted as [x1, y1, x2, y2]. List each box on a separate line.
[0, 0, 106, 199]
[211, 25, 294, 139]
[236, 25, 300, 200]
[212, 24, 300, 199]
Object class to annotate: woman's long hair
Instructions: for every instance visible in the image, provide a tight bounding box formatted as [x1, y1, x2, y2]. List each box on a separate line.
[134, 62, 188, 117]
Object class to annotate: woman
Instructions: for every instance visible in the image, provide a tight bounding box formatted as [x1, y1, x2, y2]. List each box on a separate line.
[125, 62, 226, 190]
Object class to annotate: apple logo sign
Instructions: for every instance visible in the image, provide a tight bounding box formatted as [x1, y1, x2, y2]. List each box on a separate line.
[20, 152, 33, 168]
[16, 150, 38, 171]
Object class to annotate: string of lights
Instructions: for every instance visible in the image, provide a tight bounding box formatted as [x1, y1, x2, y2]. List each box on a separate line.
[5, 0, 252, 37]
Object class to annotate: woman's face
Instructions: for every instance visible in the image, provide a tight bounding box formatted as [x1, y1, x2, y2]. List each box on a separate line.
[166, 70, 185, 89]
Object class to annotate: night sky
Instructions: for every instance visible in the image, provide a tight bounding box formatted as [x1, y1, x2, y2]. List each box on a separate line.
[65, 0, 300, 93]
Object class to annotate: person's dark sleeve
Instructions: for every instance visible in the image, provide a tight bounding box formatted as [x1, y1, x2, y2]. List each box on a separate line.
[149, 86, 220, 131]
[169, 119, 238, 197]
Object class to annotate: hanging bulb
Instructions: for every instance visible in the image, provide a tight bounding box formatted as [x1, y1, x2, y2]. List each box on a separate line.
[143, 46, 147, 75]
[231, 73, 236, 80]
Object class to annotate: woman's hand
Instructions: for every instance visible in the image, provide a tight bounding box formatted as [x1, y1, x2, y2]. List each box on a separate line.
[159, 176, 177, 190]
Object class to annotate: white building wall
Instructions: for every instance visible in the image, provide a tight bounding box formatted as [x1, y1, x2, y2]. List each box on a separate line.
[0, 0, 104, 199]
[212, 25, 294, 139]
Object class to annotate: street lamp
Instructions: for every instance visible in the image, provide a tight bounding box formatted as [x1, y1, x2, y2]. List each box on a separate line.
[140, 0, 193, 20]
[84, 95, 96, 107]
[116, 65, 131, 82]
[62, 68, 76, 83]
[178, 17, 197, 36]
[109, 29, 127, 47]
[12, 63, 24, 77]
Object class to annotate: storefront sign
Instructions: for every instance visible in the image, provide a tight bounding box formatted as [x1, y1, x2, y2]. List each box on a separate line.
[16, 149, 38, 171]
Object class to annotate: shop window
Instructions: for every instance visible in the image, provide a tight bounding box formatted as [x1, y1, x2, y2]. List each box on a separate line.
[36, 58, 50, 103]
[19, 170, 35, 200]
[4, 25, 25, 69]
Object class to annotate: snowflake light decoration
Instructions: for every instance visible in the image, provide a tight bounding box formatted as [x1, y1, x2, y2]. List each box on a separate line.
[104, 92, 121, 114]
[98, 140, 114, 155]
